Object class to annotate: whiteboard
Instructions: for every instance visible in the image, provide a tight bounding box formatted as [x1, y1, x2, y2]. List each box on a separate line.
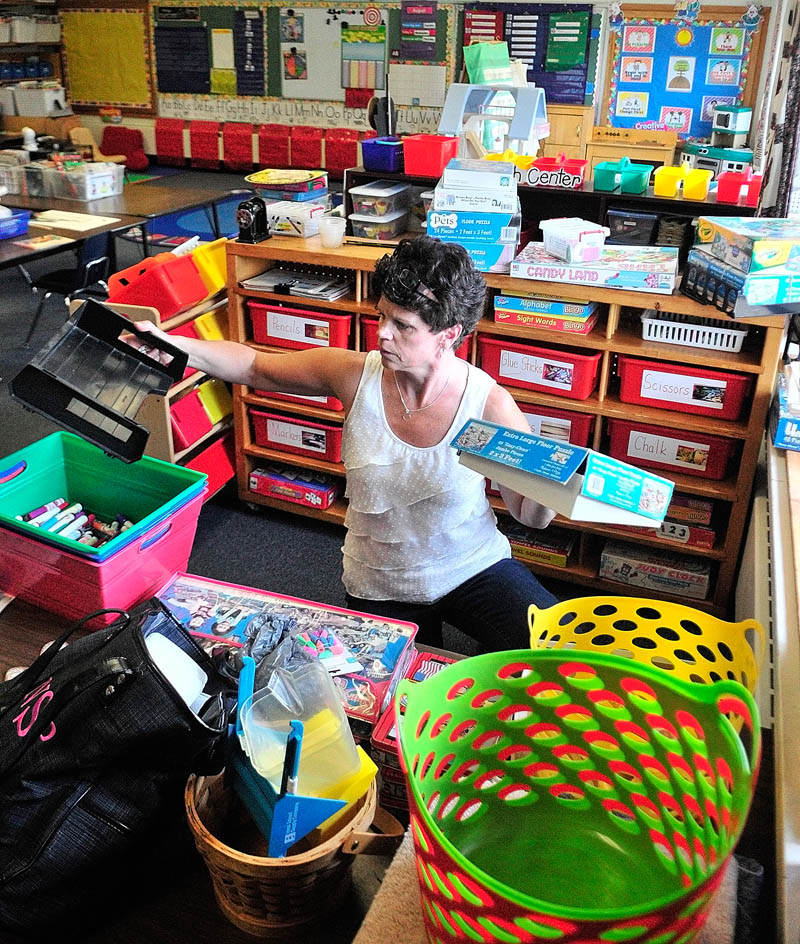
[280, 8, 345, 102]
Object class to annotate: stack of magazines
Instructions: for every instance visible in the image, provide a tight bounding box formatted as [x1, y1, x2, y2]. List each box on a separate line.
[241, 268, 351, 301]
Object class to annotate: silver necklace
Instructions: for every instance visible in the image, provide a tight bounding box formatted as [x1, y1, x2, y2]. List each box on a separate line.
[394, 370, 450, 420]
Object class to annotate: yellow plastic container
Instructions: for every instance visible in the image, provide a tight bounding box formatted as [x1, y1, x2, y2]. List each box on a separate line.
[197, 378, 233, 424]
[194, 307, 228, 341]
[309, 747, 378, 842]
[683, 168, 714, 201]
[653, 165, 687, 197]
[192, 237, 229, 296]
[529, 595, 764, 693]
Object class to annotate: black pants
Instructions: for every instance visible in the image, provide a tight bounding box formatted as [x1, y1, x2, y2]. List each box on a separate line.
[345, 557, 558, 653]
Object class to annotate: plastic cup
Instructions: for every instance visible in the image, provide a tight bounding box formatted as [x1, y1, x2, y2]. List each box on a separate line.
[318, 216, 346, 248]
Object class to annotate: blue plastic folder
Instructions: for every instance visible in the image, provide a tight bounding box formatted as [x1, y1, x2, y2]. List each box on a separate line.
[452, 419, 675, 527]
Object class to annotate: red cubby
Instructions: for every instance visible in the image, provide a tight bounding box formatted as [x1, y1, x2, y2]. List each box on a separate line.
[189, 120, 221, 170]
[222, 122, 254, 172]
[325, 127, 361, 178]
[154, 118, 186, 167]
[258, 124, 291, 167]
[290, 126, 324, 169]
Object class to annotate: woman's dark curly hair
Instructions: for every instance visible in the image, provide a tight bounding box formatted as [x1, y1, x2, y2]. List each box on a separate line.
[372, 235, 486, 337]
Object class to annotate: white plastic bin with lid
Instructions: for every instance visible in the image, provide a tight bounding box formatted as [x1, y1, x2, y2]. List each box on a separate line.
[239, 659, 360, 797]
[540, 217, 611, 264]
[349, 180, 411, 216]
[10, 16, 36, 43]
[13, 86, 67, 117]
[348, 209, 408, 240]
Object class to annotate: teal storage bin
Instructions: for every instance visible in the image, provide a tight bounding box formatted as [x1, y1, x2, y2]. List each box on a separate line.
[593, 156, 653, 194]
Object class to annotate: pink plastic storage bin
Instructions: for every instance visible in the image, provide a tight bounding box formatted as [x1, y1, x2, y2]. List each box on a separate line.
[254, 388, 344, 412]
[402, 134, 459, 177]
[607, 418, 737, 480]
[617, 355, 752, 420]
[185, 431, 235, 498]
[170, 388, 213, 451]
[477, 334, 601, 400]
[108, 254, 208, 319]
[250, 409, 342, 462]
[360, 314, 469, 360]
[248, 301, 352, 351]
[0, 489, 205, 625]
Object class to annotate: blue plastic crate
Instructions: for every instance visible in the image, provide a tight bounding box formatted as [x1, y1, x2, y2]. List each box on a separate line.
[361, 136, 404, 173]
[0, 209, 30, 241]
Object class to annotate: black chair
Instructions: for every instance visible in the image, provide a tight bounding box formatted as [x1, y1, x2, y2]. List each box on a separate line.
[19, 232, 111, 346]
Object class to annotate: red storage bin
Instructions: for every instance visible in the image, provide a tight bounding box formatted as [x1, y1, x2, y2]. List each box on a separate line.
[189, 120, 221, 170]
[258, 124, 291, 167]
[519, 403, 595, 446]
[477, 334, 601, 400]
[617, 355, 752, 421]
[0, 489, 205, 624]
[250, 409, 342, 462]
[248, 300, 351, 350]
[170, 389, 213, 451]
[291, 125, 324, 169]
[108, 254, 208, 319]
[154, 118, 186, 166]
[254, 389, 344, 412]
[325, 127, 361, 178]
[222, 122, 254, 172]
[607, 418, 737, 480]
[185, 431, 235, 497]
[168, 321, 201, 380]
[402, 134, 459, 177]
[360, 314, 469, 360]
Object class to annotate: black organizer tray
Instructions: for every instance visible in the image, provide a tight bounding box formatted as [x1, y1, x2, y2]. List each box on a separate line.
[10, 299, 189, 462]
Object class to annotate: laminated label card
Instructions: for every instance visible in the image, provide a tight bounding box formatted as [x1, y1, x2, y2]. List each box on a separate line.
[452, 419, 674, 526]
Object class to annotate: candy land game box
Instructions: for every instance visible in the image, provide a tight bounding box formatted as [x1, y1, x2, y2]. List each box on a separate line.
[158, 573, 417, 737]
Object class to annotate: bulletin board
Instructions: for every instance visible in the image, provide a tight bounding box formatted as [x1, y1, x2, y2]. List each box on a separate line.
[463, 4, 600, 106]
[61, 8, 154, 113]
[152, 3, 266, 96]
[603, 5, 769, 140]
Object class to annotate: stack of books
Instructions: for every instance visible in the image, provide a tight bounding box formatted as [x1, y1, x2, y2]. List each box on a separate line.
[510, 242, 679, 294]
[425, 158, 521, 273]
[681, 216, 800, 314]
[494, 293, 599, 334]
[245, 168, 328, 203]
[240, 267, 351, 301]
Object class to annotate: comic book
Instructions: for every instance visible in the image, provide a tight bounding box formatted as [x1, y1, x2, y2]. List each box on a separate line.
[158, 573, 417, 736]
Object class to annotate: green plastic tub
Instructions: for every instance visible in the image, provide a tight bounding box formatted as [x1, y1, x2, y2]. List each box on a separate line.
[593, 155, 653, 194]
[0, 431, 206, 560]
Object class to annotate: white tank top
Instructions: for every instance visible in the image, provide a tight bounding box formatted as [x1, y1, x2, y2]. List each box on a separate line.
[341, 351, 510, 603]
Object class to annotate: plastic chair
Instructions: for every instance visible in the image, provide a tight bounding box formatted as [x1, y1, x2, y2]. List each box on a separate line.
[67, 127, 126, 165]
[19, 232, 111, 346]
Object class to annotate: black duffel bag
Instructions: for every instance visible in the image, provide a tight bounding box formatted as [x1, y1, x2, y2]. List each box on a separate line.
[0, 598, 233, 935]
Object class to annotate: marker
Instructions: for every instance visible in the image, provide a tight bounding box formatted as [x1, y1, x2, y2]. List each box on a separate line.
[23, 498, 67, 521]
[59, 503, 83, 518]
[60, 514, 89, 540]
[48, 514, 76, 533]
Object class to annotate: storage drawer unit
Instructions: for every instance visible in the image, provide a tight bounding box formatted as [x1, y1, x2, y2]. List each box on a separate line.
[477, 334, 601, 400]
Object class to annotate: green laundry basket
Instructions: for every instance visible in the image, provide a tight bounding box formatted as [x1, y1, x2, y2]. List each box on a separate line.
[396, 649, 760, 944]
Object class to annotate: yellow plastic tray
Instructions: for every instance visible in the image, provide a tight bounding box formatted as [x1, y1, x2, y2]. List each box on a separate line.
[197, 378, 233, 425]
[192, 237, 228, 296]
[194, 308, 227, 341]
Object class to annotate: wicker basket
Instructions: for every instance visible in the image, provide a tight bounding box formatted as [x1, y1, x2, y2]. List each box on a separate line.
[185, 773, 402, 938]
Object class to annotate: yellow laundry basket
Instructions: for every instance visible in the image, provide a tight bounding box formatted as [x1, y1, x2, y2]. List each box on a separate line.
[529, 596, 764, 694]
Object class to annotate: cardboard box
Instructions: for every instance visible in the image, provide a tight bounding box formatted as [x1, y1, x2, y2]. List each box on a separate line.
[494, 294, 597, 318]
[494, 308, 599, 334]
[599, 540, 711, 600]
[664, 494, 714, 526]
[695, 216, 800, 274]
[771, 374, 800, 452]
[432, 182, 518, 213]
[614, 519, 716, 550]
[452, 420, 674, 527]
[682, 248, 800, 309]
[441, 158, 517, 192]
[448, 239, 517, 273]
[510, 242, 678, 294]
[499, 521, 576, 566]
[248, 465, 341, 510]
[427, 208, 521, 244]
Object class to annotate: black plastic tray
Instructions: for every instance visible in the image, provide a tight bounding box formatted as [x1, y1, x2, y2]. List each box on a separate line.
[10, 299, 189, 462]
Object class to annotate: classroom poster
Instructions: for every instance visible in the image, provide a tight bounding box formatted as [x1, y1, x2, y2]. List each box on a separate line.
[341, 21, 386, 89]
[400, 0, 438, 60]
[606, 7, 766, 140]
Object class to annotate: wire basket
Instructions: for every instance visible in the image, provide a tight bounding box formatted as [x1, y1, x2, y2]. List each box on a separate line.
[396, 649, 760, 944]
[185, 774, 401, 938]
[529, 596, 764, 694]
[640, 310, 749, 352]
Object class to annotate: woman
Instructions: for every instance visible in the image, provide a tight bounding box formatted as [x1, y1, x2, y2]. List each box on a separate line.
[135, 235, 557, 650]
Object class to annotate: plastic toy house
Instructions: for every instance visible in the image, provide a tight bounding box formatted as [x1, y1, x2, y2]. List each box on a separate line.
[593, 156, 653, 194]
[437, 83, 549, 159]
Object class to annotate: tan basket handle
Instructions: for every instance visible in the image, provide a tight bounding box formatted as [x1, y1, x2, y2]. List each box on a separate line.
[341, 805, 405, 856]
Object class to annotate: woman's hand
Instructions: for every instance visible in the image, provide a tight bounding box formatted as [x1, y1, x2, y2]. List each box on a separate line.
[120, 320, 179, 366]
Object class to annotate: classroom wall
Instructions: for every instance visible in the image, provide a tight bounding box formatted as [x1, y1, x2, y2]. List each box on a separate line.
[64, 0, 782, 170]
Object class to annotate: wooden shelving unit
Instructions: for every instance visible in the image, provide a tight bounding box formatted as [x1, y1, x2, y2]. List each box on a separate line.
[227, 236, 785, 617]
